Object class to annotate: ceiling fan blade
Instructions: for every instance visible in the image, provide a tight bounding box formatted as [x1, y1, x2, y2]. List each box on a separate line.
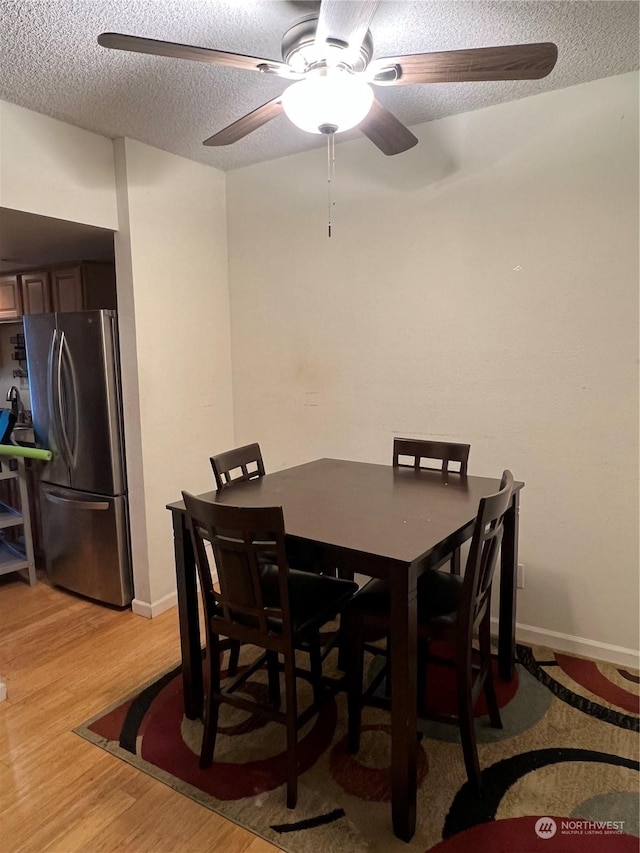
[368, 42, 558, 86]
[97, 32, 299, 79]
[359, 99, 418, 156]
[203, 97, 284, 146]
[314, 0, 379, 55]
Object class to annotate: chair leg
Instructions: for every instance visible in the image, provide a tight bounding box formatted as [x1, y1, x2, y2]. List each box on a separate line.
[346, 615, 365, 754]
[334, 556, 354, 581]
[416, 636, 428, 716]
[283, 650, 298, 808]
[227, 640, 240, 677]
[307, 631, 324, 704]
[337, 615, 348, 671]
[337, 567, 355, 581]
[456, 649, 481, 789]
[478, 615, 502, 729]
[450, 548, 461, 575]
[266, 650, 281, 708]
[200, 633, 221, 769]
[384, 635, 392, 697]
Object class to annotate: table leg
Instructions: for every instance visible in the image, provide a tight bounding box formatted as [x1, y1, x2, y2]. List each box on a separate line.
[172, 508, 203, 719]
[498, 490, 520, 681]
[389, 567, 418, 841]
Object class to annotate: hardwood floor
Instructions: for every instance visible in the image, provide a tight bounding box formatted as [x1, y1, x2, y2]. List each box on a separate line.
[0, 573, 282, 853]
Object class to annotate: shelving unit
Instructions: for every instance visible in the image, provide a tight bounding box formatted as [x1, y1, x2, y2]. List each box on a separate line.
[0, 453, 38, 586]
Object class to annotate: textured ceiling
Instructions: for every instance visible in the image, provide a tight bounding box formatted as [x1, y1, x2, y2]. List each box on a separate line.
[0, 1, 638, 173]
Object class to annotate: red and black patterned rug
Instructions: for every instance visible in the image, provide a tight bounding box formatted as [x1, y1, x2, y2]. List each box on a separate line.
[75, 643, 639, 852]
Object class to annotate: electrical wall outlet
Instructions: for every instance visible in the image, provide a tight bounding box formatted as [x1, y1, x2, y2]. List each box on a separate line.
[517, 563, 525, 589]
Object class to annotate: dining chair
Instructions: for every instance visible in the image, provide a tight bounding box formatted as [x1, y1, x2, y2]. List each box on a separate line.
[343, 470, 514, 790]
[210, 442, 329, 576]
[210, 442, 265, 489]
[208, 443, 267, 674]
[182, 492, 358, 808]
[393, 437, 470, 475]
[393, 438, 471, 574]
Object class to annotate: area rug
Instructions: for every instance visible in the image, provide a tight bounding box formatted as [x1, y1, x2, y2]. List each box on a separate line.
[75, 643, 640, 853]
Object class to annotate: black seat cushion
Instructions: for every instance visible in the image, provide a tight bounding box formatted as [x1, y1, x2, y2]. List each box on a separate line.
[347, 570, 463, 626]
[416, 569, 462, 625]
[260, 566, 358, 635]
[347, 578, 391, 617]
[285, 538, 326, 574]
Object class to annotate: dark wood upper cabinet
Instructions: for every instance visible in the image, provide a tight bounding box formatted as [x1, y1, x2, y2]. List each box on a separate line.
[50, 266, 84, 313]
[4, 261, 117, 322]
[20, 270, 52, 315]
[77, 262, 117, 311]
[0, 275, 23, 320]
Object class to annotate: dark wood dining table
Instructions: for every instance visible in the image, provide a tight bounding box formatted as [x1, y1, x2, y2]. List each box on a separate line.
[167, 457, 523, 842]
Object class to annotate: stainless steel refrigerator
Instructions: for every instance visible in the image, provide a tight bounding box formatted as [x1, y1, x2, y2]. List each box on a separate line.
[23, 310, 132, 606]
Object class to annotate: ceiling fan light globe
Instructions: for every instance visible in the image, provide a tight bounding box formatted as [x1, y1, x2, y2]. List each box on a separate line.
[282, 75, 374, 135]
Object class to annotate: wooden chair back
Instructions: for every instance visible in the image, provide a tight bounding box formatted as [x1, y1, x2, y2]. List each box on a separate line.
[459, 470, 514, 639]
[393, 438, 470, 475]
[182, 493, 292, 647]
[210, 443, 265, 490]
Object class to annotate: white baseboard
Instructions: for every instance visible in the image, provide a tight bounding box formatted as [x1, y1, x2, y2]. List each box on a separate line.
[131, 590, 178, 619]
[492, 618, 640, 670]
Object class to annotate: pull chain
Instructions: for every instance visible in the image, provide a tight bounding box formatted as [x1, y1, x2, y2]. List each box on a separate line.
[327, 130, 335, 238]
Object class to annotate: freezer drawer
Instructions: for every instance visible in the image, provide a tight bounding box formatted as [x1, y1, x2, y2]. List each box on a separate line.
[41, 483, 132, 606]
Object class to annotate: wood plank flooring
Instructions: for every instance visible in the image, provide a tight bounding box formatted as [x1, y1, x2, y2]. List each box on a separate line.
[0, 573, 283, 853]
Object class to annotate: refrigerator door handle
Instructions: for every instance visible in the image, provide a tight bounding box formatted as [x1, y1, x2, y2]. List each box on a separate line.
[44, 492, 110, 511]
[55, 331, 78, 467]
[47, 329, 65, 463]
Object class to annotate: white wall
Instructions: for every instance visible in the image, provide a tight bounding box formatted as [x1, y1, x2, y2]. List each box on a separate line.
[227, 72, 639, 658]
[0, 102, 235, 615]
[0, 101, 117, 229]
[114, 139, 234, 614]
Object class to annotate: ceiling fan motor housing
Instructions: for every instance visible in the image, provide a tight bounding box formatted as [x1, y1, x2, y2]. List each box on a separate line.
[282, 14, 374, 73]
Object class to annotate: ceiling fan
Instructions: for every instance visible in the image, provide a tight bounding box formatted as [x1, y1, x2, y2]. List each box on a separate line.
[98, 0, 558, 156]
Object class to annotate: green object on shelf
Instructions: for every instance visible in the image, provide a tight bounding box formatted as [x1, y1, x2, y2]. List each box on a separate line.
[0, 443, 52, 461]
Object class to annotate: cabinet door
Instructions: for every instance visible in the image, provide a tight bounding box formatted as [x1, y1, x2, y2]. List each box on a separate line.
[50, 266, 84, 313]
[20, 270, 52, 315]
[0, 274, 23, 320]
[81, 262, 117, 310]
